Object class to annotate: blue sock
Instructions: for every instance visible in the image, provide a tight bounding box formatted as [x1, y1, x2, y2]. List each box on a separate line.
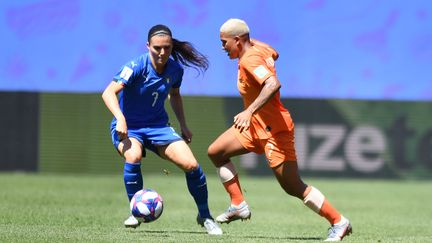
[185, 164, 211, 219]
[124, 162, 143, 201]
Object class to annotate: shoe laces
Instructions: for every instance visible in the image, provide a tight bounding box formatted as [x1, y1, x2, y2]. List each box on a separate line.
[328, 223, 345, 239]
[204, 219, 219, 230]
[327, 225, 337, 235]
[205, 219, 223, 235]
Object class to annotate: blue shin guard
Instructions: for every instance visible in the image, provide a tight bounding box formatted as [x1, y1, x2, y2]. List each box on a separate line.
[185, 165, 211, 219]
[124, 162, 143, 201]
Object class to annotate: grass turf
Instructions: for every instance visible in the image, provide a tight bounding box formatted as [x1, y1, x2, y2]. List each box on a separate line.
[0, 172, 431, 242]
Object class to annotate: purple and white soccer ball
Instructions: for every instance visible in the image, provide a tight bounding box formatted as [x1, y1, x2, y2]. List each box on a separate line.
[130, 189, 164, 223]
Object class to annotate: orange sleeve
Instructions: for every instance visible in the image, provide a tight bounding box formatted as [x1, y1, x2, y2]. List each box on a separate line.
[241, 53, 275, 86]
[251, 39, 279, 61]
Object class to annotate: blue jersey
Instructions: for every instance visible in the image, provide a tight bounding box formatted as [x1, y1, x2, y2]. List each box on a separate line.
[111, 53, 183, 128]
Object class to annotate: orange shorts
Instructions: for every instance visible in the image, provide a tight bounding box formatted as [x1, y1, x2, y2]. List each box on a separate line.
[232, 126, 297, 168]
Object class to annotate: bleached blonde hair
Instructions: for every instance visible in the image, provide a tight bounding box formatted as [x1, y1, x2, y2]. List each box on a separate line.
[220, 18, 250, 36]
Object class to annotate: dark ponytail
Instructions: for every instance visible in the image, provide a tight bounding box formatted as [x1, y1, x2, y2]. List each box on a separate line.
[172, 38, 209, 74]
[148, 24, 209, 75]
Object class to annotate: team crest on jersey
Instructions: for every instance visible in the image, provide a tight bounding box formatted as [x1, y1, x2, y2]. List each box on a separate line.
[253, 65, 269, 79]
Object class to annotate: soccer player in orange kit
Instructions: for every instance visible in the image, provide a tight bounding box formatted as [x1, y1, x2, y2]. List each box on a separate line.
[207, 18, 352, 241]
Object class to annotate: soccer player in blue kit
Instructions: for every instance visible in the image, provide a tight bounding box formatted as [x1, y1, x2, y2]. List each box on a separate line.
[102, 24, 222, 235]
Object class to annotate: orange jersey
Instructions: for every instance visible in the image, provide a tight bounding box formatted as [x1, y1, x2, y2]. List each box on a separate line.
[237, 44, 294, 139]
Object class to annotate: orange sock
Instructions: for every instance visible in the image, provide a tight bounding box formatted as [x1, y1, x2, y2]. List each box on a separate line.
[222, 175, 244, 205]
[319, 199, 342, 225]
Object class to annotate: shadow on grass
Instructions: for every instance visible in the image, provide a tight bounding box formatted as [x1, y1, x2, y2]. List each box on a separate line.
[128, 229, 322, 241]
[127, 229, 206, 235]
[239, 235, 322, 241]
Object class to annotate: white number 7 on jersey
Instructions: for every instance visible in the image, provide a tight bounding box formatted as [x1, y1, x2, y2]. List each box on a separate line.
[151, 92, 159, 107]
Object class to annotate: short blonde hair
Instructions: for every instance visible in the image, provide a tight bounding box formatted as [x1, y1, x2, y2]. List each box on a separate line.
[220, 18, 250, 36]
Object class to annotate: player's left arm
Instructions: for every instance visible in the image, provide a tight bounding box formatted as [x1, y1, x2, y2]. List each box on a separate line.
[169, 87, 192, 143]
[234, 75, 281, 131]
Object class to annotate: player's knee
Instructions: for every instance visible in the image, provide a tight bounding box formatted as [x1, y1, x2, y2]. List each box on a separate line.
[207, 144, 229, 167]
[182, 162, 199, 172]
[123, 152, 142, 163]
[207, 144, 215, 157]
[207, 143, 221, 161]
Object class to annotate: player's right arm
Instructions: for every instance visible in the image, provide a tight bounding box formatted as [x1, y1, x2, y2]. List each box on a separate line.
[102, 81, 128, 140]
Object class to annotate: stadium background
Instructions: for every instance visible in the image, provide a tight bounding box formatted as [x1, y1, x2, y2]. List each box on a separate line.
[1, 0, 431, 179]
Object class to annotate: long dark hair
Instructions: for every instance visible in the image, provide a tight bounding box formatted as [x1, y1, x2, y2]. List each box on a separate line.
[148, 24, 209, 75]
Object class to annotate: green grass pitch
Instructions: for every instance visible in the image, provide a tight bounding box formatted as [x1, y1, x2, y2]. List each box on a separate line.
[1, 172, 431, 242]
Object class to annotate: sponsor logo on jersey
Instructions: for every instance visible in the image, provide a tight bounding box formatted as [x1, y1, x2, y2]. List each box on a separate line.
[253, 65, 269, 79]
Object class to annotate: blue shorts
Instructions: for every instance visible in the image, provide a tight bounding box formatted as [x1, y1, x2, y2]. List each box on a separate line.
[111, 125, 183, 157]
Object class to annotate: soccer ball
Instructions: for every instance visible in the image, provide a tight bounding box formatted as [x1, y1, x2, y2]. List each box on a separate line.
[130, 189, 164, 223]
